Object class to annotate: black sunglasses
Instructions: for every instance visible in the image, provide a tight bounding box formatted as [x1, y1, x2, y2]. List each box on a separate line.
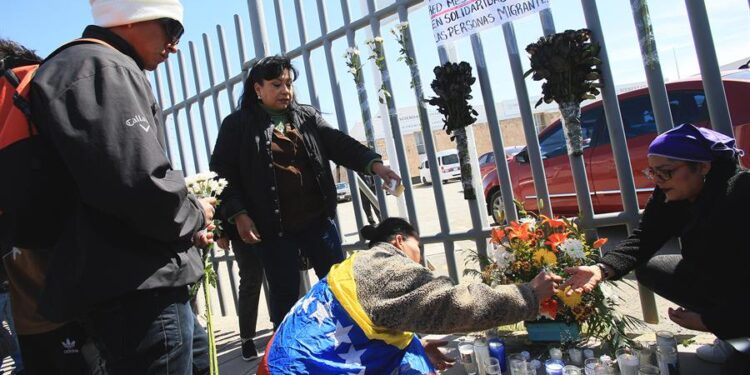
[158, 18, 184, 46]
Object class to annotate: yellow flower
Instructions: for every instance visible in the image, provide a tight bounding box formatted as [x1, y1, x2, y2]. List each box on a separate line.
[532, 249, 557, 266]
[556, 286, 583, 307]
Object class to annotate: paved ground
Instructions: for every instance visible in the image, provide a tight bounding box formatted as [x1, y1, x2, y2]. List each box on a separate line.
[205, 181, 722, 374]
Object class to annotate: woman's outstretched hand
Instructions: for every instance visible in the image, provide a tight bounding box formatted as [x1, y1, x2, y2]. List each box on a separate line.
[561, 265, 603, 296]
[371, 161, 401, 189]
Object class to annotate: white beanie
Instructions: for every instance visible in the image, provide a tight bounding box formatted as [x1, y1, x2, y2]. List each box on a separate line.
[90, 0, 183, 28]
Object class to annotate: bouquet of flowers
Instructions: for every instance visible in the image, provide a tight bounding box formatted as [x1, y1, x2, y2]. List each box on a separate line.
[185, 171, 227, 375]
[466, 206, 643, 350]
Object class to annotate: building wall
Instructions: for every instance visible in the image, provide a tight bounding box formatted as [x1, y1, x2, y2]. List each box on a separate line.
[337, 111, 561, 183]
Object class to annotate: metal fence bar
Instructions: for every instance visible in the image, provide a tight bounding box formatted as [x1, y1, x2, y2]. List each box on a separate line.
[246, 0, 270, 59]
[365, 0, 421, 233]
[188, 42, 214, 161]
[153, 70, 173, 159]
[397, 4, 458, 281]
[340, 0, 390, 219]
[315, 0, 366, 241]
[176, 50, 202, 173]
[538, 9, 596, 240]
[217, 26, 238, 113]
[436, 41, 489, 262]
[273, 0, 289, 54]
[163, 59, 189, 173]
[502, 22, 553, 217]
[684, 0, 734, 136]
[202, 34, 226, 146]
[234, 15, 250, 83]
[630, 0, 674, 135]
[582, 0, 657, 323]
[294, 0, 320, 108]
[470, 34, 518, 226]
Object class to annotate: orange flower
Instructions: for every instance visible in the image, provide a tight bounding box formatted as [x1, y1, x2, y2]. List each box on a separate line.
[544, 233, 568, 252]
[541, 215, 567, 229]
[592, 238, 608, 248]
[490, 228, 505, 244]
[507, 221, 533, 242]
[539, 298, 558, 320]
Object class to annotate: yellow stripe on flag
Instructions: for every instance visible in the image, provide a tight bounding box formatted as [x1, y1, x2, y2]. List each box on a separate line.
[327, 253, 414, 349]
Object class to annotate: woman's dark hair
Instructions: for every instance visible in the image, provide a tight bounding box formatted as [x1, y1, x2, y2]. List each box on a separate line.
[239, 55, 299, 111]
[360, 218, 418, 249]
[0, 38, 42, 67]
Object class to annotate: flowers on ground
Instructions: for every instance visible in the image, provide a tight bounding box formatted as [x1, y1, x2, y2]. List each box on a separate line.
[466, 210, 644, 349]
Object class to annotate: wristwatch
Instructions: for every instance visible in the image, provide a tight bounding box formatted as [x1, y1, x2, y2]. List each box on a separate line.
[595, 263, 611, 280]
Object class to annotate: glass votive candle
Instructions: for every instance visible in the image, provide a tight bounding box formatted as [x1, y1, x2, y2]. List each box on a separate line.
[545, 359, 565, 375]
[584, 358, 600, 375]
[509, 353, 528, 375]
[583, 349, 595, 359]
[485, 357, 502, 375]
[638, 364, 660, 374]
[568, 348, 583, 365]
[562, 365, 583, 375]
[637, 344, 655, 366]
[616, 347, 640, 375]
[550, 347, 563, 360]
[459, 343, 478, 375]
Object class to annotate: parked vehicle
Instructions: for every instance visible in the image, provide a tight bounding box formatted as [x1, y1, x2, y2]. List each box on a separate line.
[336, 182, 351, 202]
[483, 71, 750, 224]
[419, 149, 461, 185]
[478, 146, 526, 178]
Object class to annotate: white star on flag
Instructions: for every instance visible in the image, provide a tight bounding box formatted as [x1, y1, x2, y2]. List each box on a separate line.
[310, 300, 331, 326]
[338, 345, 366, 365]
[301, 296, 316, 313]
[327, 321, 353, 348]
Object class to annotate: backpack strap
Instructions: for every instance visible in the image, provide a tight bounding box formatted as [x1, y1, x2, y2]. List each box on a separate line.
[43, 38, 114, 64]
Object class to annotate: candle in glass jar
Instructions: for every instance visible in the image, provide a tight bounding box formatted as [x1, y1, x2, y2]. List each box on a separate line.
[550, 347, 563, 360]
[583, 349, 595, 359]
[546, 359, 565, 375]
[617, 352, 640, 375]
[569, 348, 583, 365]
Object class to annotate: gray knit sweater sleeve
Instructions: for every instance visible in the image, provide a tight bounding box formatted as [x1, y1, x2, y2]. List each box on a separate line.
[353, 244, 539, 334]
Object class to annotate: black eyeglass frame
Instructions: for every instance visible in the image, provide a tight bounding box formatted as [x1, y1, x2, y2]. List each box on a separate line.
[158, 18, 184, 46]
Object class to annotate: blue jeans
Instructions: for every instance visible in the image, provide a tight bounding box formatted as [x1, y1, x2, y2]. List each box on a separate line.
[85, 286, 209, 375]
[255, 217, 344, 325]
[0, 292, 23, 372]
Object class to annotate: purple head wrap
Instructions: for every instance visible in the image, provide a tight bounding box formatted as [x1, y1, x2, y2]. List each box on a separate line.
[648, 123, 744, 162]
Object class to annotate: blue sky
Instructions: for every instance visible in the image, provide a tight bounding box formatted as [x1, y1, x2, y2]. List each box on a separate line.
[4, 0, 749, 173]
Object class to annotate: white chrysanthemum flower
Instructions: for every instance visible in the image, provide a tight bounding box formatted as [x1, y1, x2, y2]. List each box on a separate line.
[364, 37, 374, 44]
[519, 217, 537, 230]
[492, 245, 515, 271]
[374, 36, 384, 43]
[398, 21, 409, 30]
[560, 238, 586, 260]
[349, 67, 358, 75]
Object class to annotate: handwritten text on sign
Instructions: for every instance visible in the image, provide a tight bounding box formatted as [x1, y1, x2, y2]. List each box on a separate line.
[429, 0, 551, 45]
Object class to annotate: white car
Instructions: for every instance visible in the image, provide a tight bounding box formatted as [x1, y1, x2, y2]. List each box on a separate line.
[418, 149, 461, 185]
[336, 182, 351, 202]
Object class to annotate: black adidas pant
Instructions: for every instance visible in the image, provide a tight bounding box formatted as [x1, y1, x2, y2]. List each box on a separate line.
[17, 322, 88, 375]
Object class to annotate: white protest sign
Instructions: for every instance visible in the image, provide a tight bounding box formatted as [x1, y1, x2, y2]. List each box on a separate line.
[428, 0, 551, 45]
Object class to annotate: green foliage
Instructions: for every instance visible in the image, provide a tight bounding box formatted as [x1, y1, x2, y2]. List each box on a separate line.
[524, 29, 602, 107]
[426, 61, 478, 138]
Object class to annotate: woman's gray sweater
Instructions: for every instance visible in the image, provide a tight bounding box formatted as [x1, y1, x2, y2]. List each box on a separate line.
[352, 242, 539, 334]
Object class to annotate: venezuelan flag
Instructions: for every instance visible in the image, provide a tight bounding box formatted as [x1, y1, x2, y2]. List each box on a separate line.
[258, 253, 437, 374]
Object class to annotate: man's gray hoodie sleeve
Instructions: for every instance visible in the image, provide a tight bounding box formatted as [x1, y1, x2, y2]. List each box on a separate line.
[354, 245, 539, 334]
